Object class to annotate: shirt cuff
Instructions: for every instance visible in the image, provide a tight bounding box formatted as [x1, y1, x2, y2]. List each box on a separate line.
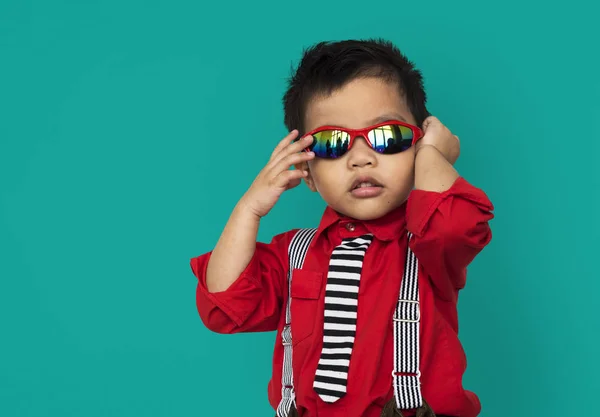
[192, 252, 263, 328]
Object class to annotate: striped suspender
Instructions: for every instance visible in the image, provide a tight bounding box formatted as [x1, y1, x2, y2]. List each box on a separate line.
[276, 228, 318, 417]
[276, 229, 423, 416]
[393, 232, 423, 409]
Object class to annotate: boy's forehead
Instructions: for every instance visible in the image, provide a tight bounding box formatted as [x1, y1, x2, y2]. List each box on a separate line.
[304, 77, 416, 131]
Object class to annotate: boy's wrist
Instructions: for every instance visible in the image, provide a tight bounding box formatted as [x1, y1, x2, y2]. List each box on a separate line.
[236, 197, 263, 223]
[415, 142, 457, 165]
[414, 144, 459, 192]
[414, 143, 437, 156]
[414, 144, 445, 165]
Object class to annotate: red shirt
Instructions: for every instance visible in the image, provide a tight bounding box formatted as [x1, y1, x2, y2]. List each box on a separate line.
[191, 177, 494, 417]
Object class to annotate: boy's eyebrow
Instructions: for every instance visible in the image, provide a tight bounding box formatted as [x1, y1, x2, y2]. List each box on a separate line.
[368, 114, 408, 124]
[318, 113, 410, 129]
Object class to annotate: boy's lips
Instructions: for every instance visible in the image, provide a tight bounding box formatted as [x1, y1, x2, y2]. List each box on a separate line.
[350, 176, 384, 198]
[350, 176, 383, 190]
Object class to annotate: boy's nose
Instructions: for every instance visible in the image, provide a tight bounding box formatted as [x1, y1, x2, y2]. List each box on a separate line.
[347, 137, 376, 168]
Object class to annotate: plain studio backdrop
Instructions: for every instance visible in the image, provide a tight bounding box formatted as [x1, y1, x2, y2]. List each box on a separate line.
[1, 1, 598, 416]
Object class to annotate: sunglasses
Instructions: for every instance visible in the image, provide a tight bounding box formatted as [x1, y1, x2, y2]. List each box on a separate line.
[299, 120, 424, 159]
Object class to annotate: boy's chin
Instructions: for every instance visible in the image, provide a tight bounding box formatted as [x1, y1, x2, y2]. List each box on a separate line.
[331, 199, 405, 221]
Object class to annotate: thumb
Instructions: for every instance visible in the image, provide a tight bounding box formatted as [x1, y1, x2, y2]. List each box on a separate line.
[285, 177, 303, 190]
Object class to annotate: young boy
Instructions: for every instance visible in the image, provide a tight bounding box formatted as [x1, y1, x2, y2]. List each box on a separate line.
[190, 39, 494, 417]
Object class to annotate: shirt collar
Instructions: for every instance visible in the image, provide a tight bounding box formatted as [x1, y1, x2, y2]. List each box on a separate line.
[316, 202, 407, 242]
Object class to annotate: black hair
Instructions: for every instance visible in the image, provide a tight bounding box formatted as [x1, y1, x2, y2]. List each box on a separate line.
[283, 39, 429, 134]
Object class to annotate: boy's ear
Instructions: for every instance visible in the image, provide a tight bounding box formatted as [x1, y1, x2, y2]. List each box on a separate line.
[294, 161, 317, 192]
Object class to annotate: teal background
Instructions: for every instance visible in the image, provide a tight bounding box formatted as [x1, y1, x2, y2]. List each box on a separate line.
[1, 1, 598, 416]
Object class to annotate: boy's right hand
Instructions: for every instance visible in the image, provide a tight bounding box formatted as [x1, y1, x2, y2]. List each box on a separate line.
[417, 116, 460, 165]
[240, 130, 314, 218]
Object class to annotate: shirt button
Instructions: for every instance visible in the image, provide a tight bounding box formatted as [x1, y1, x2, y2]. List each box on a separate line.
[346, 223, 355, 232]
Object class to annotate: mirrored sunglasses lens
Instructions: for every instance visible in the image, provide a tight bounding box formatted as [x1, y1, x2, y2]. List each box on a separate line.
[367, 125, 413, 154]
[312, 130, 350, 158]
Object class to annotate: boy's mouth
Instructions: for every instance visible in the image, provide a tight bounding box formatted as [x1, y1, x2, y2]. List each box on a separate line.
[353, 181, 380, 189]
[350, 176, 384, 198]
[350, 176, 383, 191]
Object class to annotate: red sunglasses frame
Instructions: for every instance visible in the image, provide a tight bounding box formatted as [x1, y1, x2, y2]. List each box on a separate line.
[299, 120, 424, 156]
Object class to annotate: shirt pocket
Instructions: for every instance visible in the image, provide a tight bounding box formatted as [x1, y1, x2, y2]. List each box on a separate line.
[290, 269, 323, 346]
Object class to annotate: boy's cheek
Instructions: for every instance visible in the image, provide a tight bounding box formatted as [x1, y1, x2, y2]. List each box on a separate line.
[307, 159, 345, 195]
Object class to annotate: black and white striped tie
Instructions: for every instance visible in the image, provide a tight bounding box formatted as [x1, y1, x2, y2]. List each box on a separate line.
[313, 234, 373, 403]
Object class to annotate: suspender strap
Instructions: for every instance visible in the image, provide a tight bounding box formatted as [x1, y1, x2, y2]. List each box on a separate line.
[276, 228, 318, 417]
[393, 232, 423, 409]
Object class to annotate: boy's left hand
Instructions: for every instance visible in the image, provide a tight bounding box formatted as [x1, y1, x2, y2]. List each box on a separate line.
[416, 116, 460, 165]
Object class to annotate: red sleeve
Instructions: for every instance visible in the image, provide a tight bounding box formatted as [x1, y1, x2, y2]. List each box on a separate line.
[190, 230, 295, 334]
[407, 177, 494, 301]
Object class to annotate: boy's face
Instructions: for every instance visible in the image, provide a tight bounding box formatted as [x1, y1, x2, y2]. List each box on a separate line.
[300, 77, 417, 221]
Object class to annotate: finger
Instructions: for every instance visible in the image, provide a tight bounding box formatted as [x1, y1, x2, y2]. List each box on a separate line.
[285, 177, 303, 190]
[269, 135, 313, 168]
[273, 168, 307, 189]
[422, 116, 440, 131]
[454, 135, 460, 143]
[269, 130, 299, 162]
[267, 150, 315, 179]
